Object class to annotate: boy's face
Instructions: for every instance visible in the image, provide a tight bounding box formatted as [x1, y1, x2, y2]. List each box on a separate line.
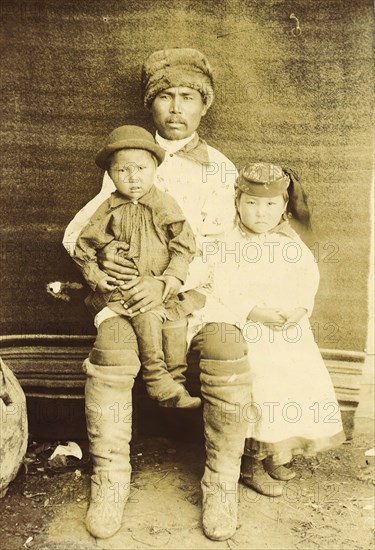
[237, 193, 287, 234]
[151, 86, 208, 140]
[108, 149, 156, 200]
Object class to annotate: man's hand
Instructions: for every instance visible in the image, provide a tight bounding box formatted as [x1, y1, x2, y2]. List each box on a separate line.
[97, 241, 139, 282]
[247, 306, 287, 330]
[96, 274, 119, 294]
[155, 275, 182, 302]
[120, 276, 164, 314]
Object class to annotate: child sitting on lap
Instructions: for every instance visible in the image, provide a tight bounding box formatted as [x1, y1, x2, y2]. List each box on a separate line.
[73, 125, 203, 408]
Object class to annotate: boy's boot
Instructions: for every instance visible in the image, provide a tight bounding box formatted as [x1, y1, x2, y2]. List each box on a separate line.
[133, 314, 201, 408]
[162, 318, 189, 386]
[161, 318, 201, 408]
[241, 454, 283, 496]
[200, 357, 251, 541]
[83, 358, 139, 539]
[158, 386, 201, 408]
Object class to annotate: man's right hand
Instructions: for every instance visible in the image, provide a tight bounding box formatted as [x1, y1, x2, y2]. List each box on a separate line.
[97, 241, 139, 282]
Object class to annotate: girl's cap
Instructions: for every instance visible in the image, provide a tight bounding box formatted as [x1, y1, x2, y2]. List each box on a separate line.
[236, 162, 290, 197]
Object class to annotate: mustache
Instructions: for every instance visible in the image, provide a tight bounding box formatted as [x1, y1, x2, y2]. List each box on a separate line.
[166, 117, 186, 124]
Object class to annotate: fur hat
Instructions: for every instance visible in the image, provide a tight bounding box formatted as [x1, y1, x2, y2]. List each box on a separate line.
[141, 48, 214, 109]
[95, 125, 165, 170]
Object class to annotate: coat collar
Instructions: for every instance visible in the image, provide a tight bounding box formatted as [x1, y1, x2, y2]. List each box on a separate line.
[175, 132, 210, 165]
[237, 219, 298, 240]
[155, 132, 210, 165]
[108, 186, 157, 209]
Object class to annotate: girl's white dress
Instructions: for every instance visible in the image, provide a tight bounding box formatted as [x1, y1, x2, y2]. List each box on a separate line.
[199, 222, 345, 465]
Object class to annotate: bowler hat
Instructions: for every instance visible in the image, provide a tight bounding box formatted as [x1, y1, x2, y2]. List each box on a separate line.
[95, 125, 165, 170]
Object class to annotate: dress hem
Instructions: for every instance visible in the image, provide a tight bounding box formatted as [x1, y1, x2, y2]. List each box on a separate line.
[244, 431, 346, 465]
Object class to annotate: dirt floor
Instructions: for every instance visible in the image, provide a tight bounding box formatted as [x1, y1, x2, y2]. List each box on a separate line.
[1, 360, 374, 550]
[1, 429, 374, 550]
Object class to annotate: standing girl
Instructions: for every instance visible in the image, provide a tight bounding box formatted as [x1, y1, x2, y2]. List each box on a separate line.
[200, 162, 346, 496]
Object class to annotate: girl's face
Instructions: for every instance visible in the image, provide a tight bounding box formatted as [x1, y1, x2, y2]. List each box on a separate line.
[237, 193, 287, 233]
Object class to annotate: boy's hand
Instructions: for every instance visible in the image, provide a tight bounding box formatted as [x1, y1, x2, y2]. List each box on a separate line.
[96, 275, 118, 293]
[155, 275, 182, 302]
[97, 241, 139, 281]
[247, 306, 287, 330]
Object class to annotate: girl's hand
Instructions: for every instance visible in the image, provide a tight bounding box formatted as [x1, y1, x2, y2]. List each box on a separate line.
[97, 241, 139, 281]
[96, 275, 119, 293]
[247, 306, 287, 330]
[155, 275, 182, 302]
[282, 307, 308, 325]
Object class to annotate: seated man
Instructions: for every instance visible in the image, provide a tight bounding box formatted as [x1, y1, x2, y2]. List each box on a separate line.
[64, 48, 251, 542]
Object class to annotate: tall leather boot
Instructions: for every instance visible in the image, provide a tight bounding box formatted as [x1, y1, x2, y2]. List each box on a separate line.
[132, 313, 200, 408]
[83, 358, 139, 539]
[162, 318, 189, 386]
[200, 357, 251, 541]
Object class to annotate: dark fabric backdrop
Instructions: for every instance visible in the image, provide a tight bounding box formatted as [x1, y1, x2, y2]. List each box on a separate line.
[0, 0, 373, 352]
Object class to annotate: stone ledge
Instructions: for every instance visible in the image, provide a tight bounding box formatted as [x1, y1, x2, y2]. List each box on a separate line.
[1, 335, 366, 439]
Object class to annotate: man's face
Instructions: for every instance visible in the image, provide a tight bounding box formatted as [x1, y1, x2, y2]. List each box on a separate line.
[108, 149, 156, 200]
[151, 87, 208, 140]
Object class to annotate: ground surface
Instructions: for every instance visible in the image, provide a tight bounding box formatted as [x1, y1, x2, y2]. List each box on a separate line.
[1, 431, 374, 550]
[1, 359, 374, 550]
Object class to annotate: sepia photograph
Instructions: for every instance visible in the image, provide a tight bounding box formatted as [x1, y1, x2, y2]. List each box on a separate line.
[0, 1, 374, 549]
